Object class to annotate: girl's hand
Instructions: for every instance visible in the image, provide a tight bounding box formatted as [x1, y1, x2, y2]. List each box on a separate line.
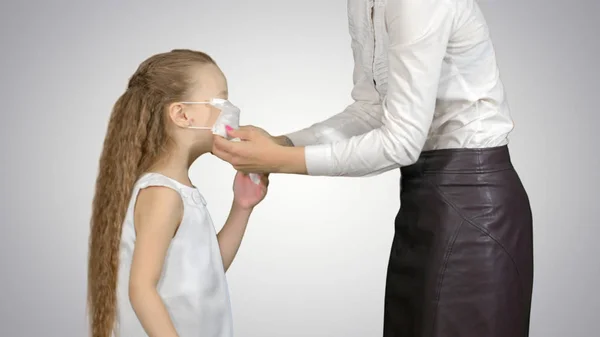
[232, 171, 269, 210]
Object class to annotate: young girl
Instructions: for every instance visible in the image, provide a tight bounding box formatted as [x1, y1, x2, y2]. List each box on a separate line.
[87, 49, 268, 337]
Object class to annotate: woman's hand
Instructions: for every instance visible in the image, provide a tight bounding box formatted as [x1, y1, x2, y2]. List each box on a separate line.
[232, 170, 269, 210]
[213, 125, 306, 174]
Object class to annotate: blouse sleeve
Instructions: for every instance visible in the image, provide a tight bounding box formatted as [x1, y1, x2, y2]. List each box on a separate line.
[303, 0, 455, 177]
[285, 21, 384, 146]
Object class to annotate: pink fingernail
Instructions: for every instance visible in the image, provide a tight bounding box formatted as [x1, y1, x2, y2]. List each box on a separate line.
[225, 125, 233, 131]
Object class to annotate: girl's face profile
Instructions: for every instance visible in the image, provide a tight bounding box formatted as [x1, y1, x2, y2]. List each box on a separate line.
[167, 63, 229, 134]
[188, 64, 229, 129]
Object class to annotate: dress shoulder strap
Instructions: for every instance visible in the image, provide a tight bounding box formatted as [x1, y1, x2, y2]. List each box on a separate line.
[136, 172, 182, 193]
[135, 173, 207, 207]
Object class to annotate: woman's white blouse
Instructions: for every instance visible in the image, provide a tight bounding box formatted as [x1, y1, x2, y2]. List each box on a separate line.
[286, 0, 514, 176]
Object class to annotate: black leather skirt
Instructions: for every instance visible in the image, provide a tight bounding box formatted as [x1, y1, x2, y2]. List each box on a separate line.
[383, 146, 534, 337]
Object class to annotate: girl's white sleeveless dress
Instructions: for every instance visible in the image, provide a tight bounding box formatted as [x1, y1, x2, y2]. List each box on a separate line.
[114, 173, 234, 337]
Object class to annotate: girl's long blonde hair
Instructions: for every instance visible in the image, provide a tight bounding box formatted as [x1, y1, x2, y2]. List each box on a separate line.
[87, 49, 215, 337]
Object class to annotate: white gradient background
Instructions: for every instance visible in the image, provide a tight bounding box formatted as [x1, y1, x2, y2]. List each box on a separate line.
[0, 1, 598, 336]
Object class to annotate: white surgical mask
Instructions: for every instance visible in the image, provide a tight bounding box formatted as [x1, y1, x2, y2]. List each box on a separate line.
[180, 98, 240, 138]
[180, 98, 261, 185]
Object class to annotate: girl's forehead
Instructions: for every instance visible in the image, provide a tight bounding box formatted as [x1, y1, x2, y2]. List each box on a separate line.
[190, 68, 227, 98]
[194, 68, 227, 89]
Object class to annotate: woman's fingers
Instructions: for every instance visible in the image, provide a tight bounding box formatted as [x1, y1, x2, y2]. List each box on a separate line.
[226, 127, 254, 141]
[212, 136, 245, 165]
[213, 128, 277, 173]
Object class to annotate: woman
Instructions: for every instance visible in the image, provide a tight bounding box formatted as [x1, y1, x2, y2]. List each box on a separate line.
[213, 0, 533, 336]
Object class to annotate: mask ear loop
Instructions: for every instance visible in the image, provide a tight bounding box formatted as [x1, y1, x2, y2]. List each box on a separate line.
[178, 101, 215, 129]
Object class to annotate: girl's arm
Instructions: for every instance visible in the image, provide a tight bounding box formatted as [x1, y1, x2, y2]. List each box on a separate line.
[216, 172, 268, 271]
[129, 186, 184, 337]
[216, 201, 252, 271]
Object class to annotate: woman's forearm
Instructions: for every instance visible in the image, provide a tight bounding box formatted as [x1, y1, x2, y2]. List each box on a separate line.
[275, 146, 308, 175]
[217, 202, 252, 271]
[129, 284, 179, 337]
[274, 135, 310, 174]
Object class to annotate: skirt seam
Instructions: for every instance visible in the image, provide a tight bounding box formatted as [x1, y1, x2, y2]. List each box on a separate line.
[430, 220, 465, 332]
[426, 180, 525, 303]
